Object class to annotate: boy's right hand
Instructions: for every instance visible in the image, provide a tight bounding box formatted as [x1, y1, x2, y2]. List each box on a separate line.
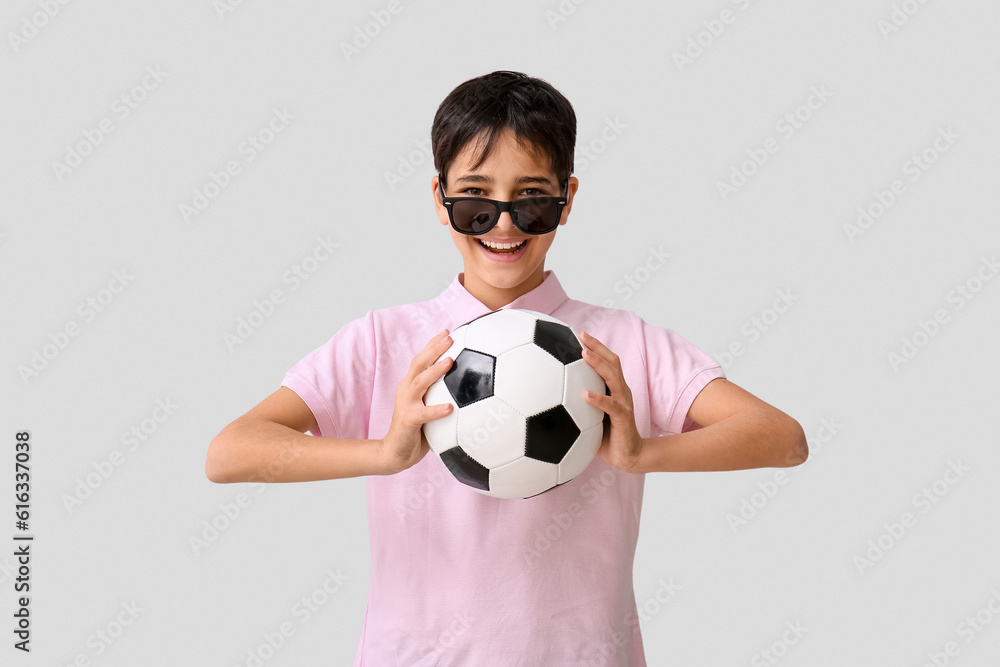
[378, 329, 455, 475]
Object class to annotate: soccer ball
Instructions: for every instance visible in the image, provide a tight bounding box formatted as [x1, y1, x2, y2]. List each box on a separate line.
[421, 308, 607, 499]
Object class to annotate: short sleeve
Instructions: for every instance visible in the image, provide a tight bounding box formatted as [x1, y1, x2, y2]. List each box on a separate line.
[281, 310, 376, 440]
[638, 316, 725, 437]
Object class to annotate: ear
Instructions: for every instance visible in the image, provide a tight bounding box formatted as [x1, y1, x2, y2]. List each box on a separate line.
[432, 174, 449, 227]
[559, 176, 580, 225]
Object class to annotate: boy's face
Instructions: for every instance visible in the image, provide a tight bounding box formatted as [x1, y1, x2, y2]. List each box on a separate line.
[432, 129, 578, 309]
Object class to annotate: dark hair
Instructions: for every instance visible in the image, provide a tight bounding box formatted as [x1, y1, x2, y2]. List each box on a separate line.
[431, 71, 576, 188]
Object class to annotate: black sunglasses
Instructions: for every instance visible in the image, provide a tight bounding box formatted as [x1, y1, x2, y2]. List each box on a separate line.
[438, 176, 568, 235]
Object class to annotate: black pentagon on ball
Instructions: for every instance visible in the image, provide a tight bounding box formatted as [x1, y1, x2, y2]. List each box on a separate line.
[525, 405, 581, 464]
[439, 446, 491, 492]
[444, 349, 495, 408]
[534, 320, 584, 364]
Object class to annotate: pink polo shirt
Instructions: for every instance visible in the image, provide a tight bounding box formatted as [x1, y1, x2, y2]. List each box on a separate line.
[281, 270, 724, 666]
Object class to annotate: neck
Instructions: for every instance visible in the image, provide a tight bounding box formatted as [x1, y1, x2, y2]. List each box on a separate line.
[461, 268, 546, 311]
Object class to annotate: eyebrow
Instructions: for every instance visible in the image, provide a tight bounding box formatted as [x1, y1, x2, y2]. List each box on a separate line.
[453, 174, 556, 187]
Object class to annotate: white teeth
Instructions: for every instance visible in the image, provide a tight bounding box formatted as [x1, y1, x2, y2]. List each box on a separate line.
[479, 239, 525, 250]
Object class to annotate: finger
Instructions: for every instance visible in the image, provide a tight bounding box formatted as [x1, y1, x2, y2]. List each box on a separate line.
[400, 394, 453, 431]
[421, 330, 452, 357]
[425, 328, 451, 349]
[584, 389, 611, 413]
[580, 337, 629, 396]
[410, 331, 452, 373]
[419, 401, 454, 424]
[581, 346, 616, 382]
[406, 399, 453, 431]
[587, 382, 631, 415]
[586, 364, 630, 407]
[413, 354, 453, 390]
[580, 331, 619, 365]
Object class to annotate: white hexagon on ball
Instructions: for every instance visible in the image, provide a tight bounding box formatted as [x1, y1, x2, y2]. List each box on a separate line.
[488, 456, 559, 500]
[456, 396, 526, 469]
[563, 358, 606, 431]
[422, 379, 458, 454]
[557, 423, 603, 484]
[464, 308, 536, 357]
[494, 344, 565, 416]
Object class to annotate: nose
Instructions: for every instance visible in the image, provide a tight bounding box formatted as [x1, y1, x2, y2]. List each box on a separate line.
[495, 211, 517, 232]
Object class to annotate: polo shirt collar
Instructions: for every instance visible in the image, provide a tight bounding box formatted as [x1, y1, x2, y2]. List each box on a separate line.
[438, 270, 571, 330]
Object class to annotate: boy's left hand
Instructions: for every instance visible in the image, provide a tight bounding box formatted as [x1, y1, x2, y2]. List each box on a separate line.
[579, 331, 644, 474]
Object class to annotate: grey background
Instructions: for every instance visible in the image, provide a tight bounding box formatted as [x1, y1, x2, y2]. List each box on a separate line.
[2, 0, 999, 664]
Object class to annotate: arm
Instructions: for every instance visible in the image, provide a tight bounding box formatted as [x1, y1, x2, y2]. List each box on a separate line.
[579, 331, 806, 474]
[205, 386, 393, 484]
[205, 328, 456, 484]
[637, 377, 808, 473]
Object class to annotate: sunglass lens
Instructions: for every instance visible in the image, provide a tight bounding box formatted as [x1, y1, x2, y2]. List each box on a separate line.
[453, 200, 497, 234]
[513, 198, 560, 233]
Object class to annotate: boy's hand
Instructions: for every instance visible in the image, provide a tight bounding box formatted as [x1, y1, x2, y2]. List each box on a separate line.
[579, 331, 644, 474]
[378, 329, 454, 475]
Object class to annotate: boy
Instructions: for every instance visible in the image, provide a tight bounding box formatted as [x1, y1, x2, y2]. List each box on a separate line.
[206, 70, 807, 666]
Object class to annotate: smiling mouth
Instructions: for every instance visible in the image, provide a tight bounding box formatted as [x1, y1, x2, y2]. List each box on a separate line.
[477, 238, 527, 254]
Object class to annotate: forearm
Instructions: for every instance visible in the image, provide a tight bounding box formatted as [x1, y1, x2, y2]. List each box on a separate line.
[637, 411, 807, 473]
[206, 417, 391, 483]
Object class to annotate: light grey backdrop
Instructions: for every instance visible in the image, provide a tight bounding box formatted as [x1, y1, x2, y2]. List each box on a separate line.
[2, 0, 999, 665]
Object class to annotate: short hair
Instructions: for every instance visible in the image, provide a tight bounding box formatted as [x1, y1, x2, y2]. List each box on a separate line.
[431, 71, 576, 189]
